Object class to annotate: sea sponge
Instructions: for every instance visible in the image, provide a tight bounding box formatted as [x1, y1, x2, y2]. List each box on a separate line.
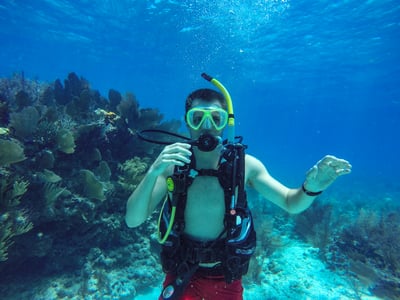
[80, 169, 106, 201]
[56, 129, 76, 154]
[0, 139, 26, 166]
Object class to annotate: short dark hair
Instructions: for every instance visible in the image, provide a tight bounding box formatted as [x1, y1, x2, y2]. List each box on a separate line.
[185, 88, 227, 114]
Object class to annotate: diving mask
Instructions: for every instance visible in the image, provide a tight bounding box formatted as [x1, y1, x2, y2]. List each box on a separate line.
[186, 107, 228, 131]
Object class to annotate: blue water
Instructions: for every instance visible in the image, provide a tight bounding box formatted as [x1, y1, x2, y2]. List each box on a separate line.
[1, 1, 400, 298]
[1, 1, 399, 192]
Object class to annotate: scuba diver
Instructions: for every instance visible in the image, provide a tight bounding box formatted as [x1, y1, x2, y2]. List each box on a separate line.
[125, 74, 352, 300]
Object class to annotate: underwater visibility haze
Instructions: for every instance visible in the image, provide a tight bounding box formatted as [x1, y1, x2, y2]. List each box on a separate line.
[0, 0, 399, 299]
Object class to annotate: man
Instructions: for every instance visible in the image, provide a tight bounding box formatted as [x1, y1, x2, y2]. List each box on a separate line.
[125, 88, 351, 300]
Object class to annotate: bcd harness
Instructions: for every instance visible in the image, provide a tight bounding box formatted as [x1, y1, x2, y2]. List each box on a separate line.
[158, 140, 257, 291]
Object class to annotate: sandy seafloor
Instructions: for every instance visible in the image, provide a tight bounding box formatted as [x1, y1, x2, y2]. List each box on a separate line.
[3, 235, 380, 300]
[136, 242, 378, 300]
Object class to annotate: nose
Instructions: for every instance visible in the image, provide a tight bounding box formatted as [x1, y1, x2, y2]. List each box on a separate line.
[202, 117, 212, 129]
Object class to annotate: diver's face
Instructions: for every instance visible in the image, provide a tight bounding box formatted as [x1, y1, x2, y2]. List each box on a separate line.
[186, 99, 226, 139]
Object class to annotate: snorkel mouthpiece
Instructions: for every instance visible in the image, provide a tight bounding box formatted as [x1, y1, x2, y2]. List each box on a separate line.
[194, 134, 221, 152]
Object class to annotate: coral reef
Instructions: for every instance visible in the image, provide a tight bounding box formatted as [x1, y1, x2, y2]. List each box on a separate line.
[9, 106, 40, 138]
[0, 173, 32, 262]
[0, 72, 181, 298]
[118, 156, 150, 192]
[293, 198, 400, 299]
[0, 72, 397, 299]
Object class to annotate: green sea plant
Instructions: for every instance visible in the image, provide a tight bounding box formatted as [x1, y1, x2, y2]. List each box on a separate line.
[0, 176, 30, 263]
[0, 100, 9, 126]
[56, 128, 76, 154]
[0, 209, 33, 262]
[95, 161, 111, 182]
[340, 209, 400, 268]
[39, 85, 55, 106]
[9, 106, 40, 138]
[137, 108, 163, 130]
[15, 90, 32, 110]
[323, 206, 400, 299]
[293, 201, 335, 256]
[0, 218, 13, 262]
[80, 169, 106, 201]
[108, 89, 122, 110]
[65, 89, 90, 117]
[0, 73, 189, 295]
[0, 139, 26, 166]
[10, 180, 29, 206]
[35, 150, 55, 170]
[37, 169, 61, 183]
[0, 177, 29, 208]
[116, 92, 140, 128]
[43, 182, 65, 207]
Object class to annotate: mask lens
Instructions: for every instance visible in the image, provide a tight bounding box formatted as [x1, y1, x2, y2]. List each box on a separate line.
[192, 110, 205, 127]
[187, 107, 227, 130]
[210, 110, 227, 129]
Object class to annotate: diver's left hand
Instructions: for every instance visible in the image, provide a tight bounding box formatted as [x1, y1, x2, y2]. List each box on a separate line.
[304, 155, 352, 192]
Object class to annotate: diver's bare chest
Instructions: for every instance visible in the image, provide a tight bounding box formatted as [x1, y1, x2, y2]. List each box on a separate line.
[183, 176, 226, 239]
[187, 177, 225, 208]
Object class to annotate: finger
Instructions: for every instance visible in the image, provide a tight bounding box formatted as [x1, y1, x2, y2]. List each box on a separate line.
[321, 157, 351, 172]
[163, 153, 191, 164]
[336, 168, 351, 175]
[163, 159, 187, 167]
[168, 142, 191, 149]
[161, 147, 192, 159]
[163, 144, 192, 156]
[330, 161, 352, 171]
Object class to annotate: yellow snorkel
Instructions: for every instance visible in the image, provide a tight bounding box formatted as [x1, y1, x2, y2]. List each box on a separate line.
[201, 73, 235, 144]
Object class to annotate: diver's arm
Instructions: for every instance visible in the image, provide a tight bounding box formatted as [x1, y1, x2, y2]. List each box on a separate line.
[125, 143, 192, 227]
[246, 154, 351, 214]
[245, 155, 307, 213]
[125, 170, 167, 228]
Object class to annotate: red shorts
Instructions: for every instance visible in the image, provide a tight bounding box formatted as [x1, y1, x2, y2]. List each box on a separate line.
[159, 272, 243, 300]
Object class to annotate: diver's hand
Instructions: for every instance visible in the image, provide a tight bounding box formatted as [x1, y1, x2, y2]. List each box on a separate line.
[149, 143, 192, 176]
[304, 155, 352, 193]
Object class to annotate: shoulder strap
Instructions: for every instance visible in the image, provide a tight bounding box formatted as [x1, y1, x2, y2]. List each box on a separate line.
[218, 142, 248, 211]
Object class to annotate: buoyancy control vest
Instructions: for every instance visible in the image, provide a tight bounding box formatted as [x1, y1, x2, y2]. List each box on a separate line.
[158, 141, 257, 284]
